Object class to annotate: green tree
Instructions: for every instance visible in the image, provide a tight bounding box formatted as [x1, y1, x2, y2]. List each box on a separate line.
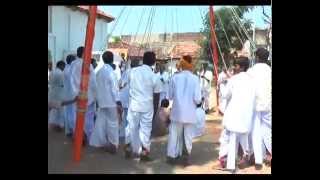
[113, 36, 121, 43]
[198, 6, 253, 72]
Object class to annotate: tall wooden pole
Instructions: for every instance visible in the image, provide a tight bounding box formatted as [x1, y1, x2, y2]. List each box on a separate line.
[73, 6, 97, 162]
[209, 6, 220, 108]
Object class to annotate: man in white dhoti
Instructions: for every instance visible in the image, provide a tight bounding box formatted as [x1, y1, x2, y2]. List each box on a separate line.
[125, 51, 160, 161]
[48, 61, 66, 130]
[89, 51, 122, 154]
[247, 48, 272, 168]
[69, 46, 97, 145]
[166, 55, 202, 166]
[156, 64, 170, 105]
[64, 55, 76, 136]
[119, 59, 139, 158]
[218, 69, 231, 115]
[218, 57, 256, 172]
[119, 59, 140, 151]
[199, 63, 213, 113]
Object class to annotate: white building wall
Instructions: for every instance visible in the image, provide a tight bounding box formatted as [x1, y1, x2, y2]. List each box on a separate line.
[49, 6, 109, 65]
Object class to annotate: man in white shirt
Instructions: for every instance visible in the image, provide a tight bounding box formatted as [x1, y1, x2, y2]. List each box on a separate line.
[217, 69, 231, 115]
[218, 57, 256, 173]
[64, 55, 76, 137]
[69, 46, 97, 145]
[89, 51, 122, 154]
[125, 51, 161, 161]
[156, 64, 170, 105]
[119, 59, 139, 148]
[199, 63, 213, 113]
[246, 48, 272, 168]
[166, 55, 202, 166]
[48, 61, 66, 130]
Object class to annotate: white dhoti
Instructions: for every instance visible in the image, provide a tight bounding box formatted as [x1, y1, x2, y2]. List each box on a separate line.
[226, 132, 249, 170]
[125, 119, 131, 145]
[48, 107, 65, 128]
[127, 109, 153, 154]
[119, 108, 128, 138]
[167, 122, 194, 158]
[201, 89, 210, 111]
[219, 129, 249, 158]
[89, 108, 108, 147]
[218, 129, 230, 158]
[105, 107, 120, 147]
[250, 111, 263, 165]
[64, 104, 76, 135]
[261, 111, 272, 155]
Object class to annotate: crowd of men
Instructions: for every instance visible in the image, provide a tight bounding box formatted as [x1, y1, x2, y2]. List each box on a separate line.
[48, 46, 271, 172]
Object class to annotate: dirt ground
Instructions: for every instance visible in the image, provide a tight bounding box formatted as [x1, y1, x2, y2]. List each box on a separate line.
[48, 116, 271, 174]
[48, 89, 271, 174]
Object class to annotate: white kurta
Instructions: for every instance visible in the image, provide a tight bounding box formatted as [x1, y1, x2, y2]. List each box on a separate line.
[69, 58, 97, 138]
[48, 68, 65, 128]
[167, 70, 202, 158]
[222, 72, 256, 133]
[199, 70, 213, 110]
[167, 122, 194, 158]
[247, 63, 271, 112]
[127, 64, 161, 153]
[156, 71, 170, 102]
[247, 63, 272, 163]
[90, 64, 120, 148]
[96, 64, 119, 108]
[218, 71, 230, 113]
[169, 71, 202, 124]
[220, 72, 255, 170]
[128, 65, 161, 113]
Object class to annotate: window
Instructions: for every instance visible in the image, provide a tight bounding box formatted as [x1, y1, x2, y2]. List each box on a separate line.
[48, 6, 52, 33]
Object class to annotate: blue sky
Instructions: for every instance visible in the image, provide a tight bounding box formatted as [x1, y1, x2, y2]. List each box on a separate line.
[99, 6, 271, 36]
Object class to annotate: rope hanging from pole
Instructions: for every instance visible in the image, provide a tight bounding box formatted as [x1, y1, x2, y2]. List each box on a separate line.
[137, 7, 154, 57]
[216, 12, 232, 51]
[230, 7, 256, 50]
[101, 6, 126, 51]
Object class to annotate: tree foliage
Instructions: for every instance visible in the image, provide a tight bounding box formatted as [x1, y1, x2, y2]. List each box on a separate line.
[198, 6, 253, 72]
